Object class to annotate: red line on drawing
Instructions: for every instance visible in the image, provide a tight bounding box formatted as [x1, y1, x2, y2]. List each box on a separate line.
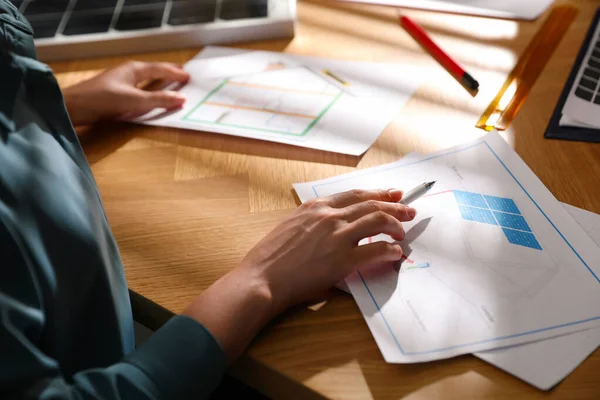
[421, 189, 454, 199]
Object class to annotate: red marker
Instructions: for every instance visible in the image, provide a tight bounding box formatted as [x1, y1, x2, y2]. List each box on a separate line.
[399, 15, 479, 92]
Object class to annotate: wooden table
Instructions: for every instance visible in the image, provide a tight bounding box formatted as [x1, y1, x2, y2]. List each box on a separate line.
[50, 0, 600, 398]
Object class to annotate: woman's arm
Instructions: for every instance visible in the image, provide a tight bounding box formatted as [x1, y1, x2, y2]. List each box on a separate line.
[184, 189, 415, 360]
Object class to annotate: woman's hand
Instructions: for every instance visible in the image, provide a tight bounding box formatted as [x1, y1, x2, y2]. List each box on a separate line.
[62, 61, 190, 126]
[239, 188, 415, 311]
[184, 189, 416, 360]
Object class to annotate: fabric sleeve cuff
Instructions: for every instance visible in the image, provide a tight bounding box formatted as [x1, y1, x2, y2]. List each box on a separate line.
[125, 315, 227, 399]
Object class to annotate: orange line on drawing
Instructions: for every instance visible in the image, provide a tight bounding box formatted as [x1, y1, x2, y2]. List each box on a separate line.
[226, 81, 337, 96]
[204, 101, 317, 119]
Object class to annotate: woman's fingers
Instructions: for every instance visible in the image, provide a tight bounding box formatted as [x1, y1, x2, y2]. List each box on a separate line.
[341, 200, 416, 223]
[326, 189, 404, 209]
[350, 241, 404, 268]
[342, 211, 407, 243]
[132, 90, 187, 113]
[130, 62, 190, 84]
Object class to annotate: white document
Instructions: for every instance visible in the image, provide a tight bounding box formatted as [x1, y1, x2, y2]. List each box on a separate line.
[477, 206, 600, 388]
[334, 151, 600, 388]
[476, 204, 600, 391]
[134, 48, 422, 156]
[338, 0, 553, 20]
[294, 131, 600, 362]
[561, 19, 600, 128]
[559, 114, 598, 129]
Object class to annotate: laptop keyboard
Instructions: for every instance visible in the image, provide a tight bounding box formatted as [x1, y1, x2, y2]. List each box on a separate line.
[11, 0, 269, 39]
[168, 0, 217, 26]
[574, 35, 600, 105]
[115, 0, 167, 31]
[220, 0, 269, 20]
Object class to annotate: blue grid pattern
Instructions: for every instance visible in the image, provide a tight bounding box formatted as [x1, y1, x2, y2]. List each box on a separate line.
[453, 191, 487, 208]
[503, 228, 542, 250]
[458, 205, 496, 225]
[493, 212, 531, 232]
[453, 190, 541, 251]
[484, 195, 520, 214]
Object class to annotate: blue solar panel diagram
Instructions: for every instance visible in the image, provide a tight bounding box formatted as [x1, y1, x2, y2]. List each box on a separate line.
[453, 190, 542, 250]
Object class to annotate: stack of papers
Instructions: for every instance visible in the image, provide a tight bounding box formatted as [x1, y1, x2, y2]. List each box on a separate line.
[294, 132, 600, 390]
[134, 47, 422, 156]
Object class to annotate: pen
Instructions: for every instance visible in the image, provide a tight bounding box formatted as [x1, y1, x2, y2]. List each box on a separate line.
[322, 69, 350, 86]
[398, 15, 479, 93]
[306, 66, 356, 96]
[399, 181, 436, 205]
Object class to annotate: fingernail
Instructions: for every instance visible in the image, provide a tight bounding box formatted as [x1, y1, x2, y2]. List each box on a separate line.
[395, 243, 404, 257]
[166, 91, 187, 102]
[406, 207, 417, 218]
[388, 189, 403, 197]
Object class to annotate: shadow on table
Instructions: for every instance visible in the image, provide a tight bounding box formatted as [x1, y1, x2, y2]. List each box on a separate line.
[244, 290, 537, 400]
[78, 122, 138, 165]
[79, 120, 364, 168]
[176, 129, 364, 167]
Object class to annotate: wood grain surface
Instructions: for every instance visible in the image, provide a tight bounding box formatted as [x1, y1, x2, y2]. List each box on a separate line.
[50, 0, 600, 398]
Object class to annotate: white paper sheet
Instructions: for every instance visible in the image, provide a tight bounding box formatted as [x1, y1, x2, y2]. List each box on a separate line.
[332, 157, 600, 390]
[561, 19, 600, 128]
[476, 199, 600, 386]
[133, 48, 422, 156]
[475, 205, 600, 391]
[333, 205, 600, 391]
[294, 131, 600, 362]
[335, 151, 600, 388]
[338, 0, 554, 20]
[558, 114, 599, 129]
[396, 147, 600, 390]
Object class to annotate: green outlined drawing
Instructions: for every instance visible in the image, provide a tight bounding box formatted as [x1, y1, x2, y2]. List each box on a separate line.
[182, 77, 343, 137]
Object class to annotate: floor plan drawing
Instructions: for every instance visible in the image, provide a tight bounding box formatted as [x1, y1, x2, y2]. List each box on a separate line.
[134, 49, 423, 155]
[182, 66, 343, 137]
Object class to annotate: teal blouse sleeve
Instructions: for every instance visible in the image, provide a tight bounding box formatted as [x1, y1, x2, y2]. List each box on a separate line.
[0, 1, 227, 399]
